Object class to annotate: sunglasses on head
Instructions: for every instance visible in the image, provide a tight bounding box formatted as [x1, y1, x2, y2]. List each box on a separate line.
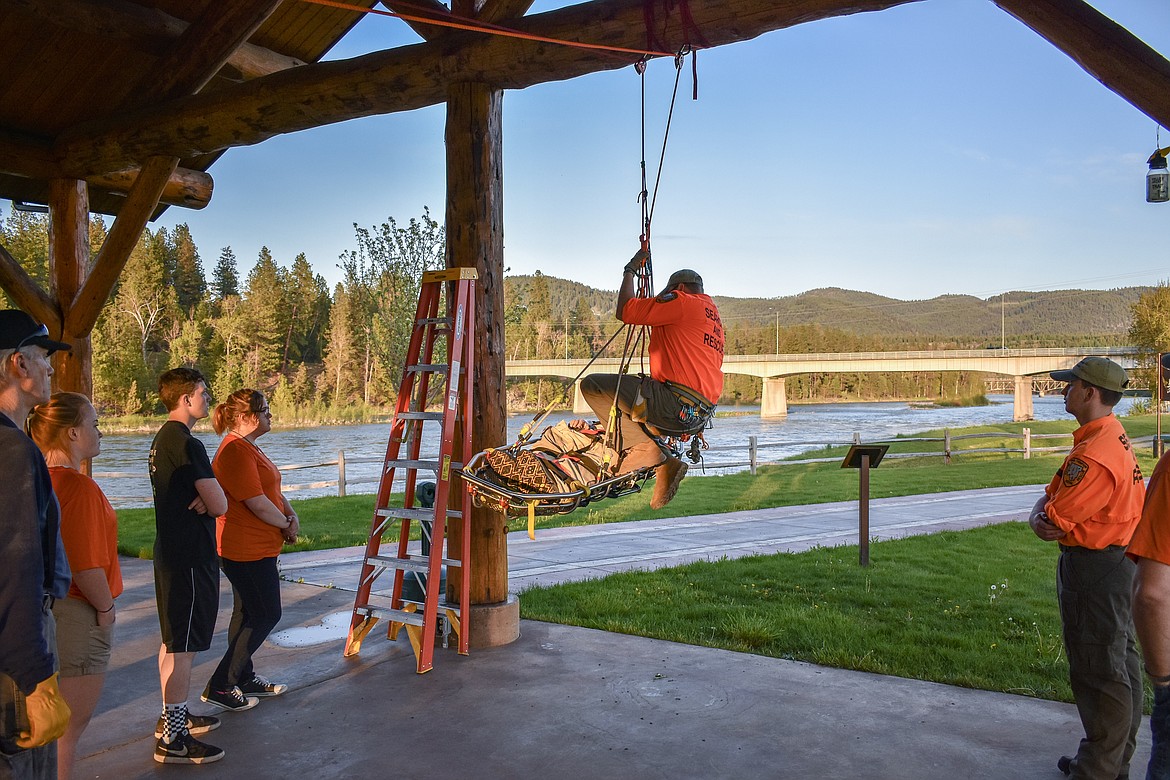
[16, 324, 48, 350]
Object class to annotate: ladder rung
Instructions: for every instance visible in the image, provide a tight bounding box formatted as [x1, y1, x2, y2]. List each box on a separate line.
[370, 552, 464, 570]
[376, 507, 462, 522]
[407, 364, 449, 374]
[367, 554, 430, 573]
[397, 411, 444, 421]
[355, 605, 425, 626]
[416, 317, 451, 327]
[385, 458, 442, 471]
[357, 602, 461, 622]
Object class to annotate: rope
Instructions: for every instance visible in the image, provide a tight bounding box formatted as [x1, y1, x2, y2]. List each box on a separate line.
[300, 0, 676, 60]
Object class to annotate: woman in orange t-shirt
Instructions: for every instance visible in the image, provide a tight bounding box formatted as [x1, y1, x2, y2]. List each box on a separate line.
[28, 391, 122, 780]
[201, 389, 298, 708]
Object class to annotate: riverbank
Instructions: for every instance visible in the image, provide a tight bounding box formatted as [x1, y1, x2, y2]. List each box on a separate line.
[112, 412, 1163, 558]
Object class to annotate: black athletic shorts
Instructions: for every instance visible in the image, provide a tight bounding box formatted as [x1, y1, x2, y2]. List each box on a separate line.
[154, 559, 219, 653]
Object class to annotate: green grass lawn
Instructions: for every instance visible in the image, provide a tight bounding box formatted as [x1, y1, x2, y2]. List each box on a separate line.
[519, 522, 1088, 704]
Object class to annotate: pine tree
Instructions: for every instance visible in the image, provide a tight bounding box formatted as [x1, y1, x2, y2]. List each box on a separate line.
[212, 247, 240, 301]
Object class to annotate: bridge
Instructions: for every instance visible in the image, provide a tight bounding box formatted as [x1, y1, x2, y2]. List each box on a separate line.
[505, 347, 1139, 422]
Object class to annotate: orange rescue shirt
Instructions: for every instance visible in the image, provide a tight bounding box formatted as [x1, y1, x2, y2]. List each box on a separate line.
[1129, 452, 1170, 565]
[50, 466, 123, 604]
[1043, 414, 1144, 549]
[213, 434, 286, 562]
[621, 290, 724, 404]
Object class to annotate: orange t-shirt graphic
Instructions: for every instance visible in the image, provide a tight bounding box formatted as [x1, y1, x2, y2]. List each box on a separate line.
[621, 290, 724, 404]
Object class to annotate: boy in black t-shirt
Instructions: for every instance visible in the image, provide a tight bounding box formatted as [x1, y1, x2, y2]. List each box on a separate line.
[149, 368, 231, 765]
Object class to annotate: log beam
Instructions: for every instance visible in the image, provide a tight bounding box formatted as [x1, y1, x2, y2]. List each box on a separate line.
[381, 0, 453, 42]
[134, 0, 286, 104]
[8, 0, 304, 83]
[56, 0, 922, 176]
[993, 0, 1170, 132]
[68, 157, 178, 335]
[0, 243, 58, 332]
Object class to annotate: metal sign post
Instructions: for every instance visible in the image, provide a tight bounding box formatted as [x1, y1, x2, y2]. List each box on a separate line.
[841, 444, 890, 567]
[1159, 353, 1170, 458]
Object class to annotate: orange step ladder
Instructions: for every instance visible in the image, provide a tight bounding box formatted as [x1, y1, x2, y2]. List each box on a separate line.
[343, 268, 475, 673]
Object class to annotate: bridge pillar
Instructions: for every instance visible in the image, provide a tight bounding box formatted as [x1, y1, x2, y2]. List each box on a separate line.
[761, 377, 788, 419]
[1013, 375, 1034, 422]
[572, 380, 591, 415]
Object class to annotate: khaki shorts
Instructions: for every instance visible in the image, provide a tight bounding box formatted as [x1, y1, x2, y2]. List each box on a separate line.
[52, 596, 113, 677]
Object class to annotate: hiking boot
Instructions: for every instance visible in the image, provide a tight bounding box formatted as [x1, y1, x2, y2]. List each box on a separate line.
[650, 458, 688, 509]
[239, 674, 287, 697]
[154, 713, 220, 738]
[200, 685, 259, 712]
[153, 731, 225, 764]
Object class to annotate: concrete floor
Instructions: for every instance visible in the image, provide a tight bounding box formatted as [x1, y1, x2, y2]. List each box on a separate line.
[74, 485, 1150, 778]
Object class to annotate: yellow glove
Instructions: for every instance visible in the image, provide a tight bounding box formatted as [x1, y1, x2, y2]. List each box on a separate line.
[15, 673, 71, 749]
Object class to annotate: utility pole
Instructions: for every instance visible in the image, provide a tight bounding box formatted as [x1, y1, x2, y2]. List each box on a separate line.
[1001, 293, 1006, 350]
[775, 310, 779, 355]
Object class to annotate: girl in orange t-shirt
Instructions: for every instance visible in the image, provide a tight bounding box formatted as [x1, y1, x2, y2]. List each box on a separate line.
[28, 391, 122, 780]
[201, 389, 297, 709]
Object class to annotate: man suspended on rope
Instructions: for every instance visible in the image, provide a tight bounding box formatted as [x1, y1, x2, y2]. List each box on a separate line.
[580, 249, 724, 509]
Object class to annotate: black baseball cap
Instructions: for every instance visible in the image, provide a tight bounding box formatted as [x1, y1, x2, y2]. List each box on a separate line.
[0, 310, 70, 354]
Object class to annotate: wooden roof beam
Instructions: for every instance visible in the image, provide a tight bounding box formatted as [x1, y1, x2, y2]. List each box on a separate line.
[381, 0, 454, 42]
[67, 157, 179, 335]
[993, 0, 1170, 132]
[0, 242, 59, 333]
[57, 0, 922, 175]
[137, 0, 287, 103]
[9, 0, 304, 82]
[478, 0, 538, 26]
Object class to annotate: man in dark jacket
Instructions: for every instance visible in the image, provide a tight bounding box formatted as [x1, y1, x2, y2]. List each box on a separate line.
[0, 310, 72, 779]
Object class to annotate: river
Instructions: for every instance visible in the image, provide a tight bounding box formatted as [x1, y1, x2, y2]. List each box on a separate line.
[93, 393, 1137, 507]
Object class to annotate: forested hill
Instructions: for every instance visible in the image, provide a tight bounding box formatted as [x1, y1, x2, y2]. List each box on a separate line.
[506, 275, 1148, 346]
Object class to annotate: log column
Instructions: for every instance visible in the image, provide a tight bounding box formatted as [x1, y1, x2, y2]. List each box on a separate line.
[47, 178, 92, 399]
[444, 81, 518, 647]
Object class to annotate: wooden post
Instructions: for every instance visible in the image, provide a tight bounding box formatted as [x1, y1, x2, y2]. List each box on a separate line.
[48, 178, 92, 399]
[944, 428, 951, 465]
[444, 79, 511, 629]
[858, 454, 871, 567]
[47, 179, 92, 474]
[1023, 427, 1031, 460]
[337, 450, 347, 497]
[748, 435, 757, 475]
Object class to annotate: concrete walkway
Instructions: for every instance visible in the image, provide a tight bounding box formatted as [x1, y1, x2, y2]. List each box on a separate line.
[74, 486, 1150, 779]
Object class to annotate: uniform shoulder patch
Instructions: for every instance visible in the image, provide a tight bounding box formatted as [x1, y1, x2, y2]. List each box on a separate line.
[1063, 457, 1090, 488]
[655, 292, 678, 303]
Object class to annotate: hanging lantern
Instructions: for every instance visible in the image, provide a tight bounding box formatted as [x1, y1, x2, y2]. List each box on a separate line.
[1149, 150, 1170, 203]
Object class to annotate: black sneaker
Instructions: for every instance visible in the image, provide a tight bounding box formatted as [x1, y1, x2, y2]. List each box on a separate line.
[153, 731, 224, 764]
[200, 685, 259, 712]
[154, 713, 220, 738]
[238, 674, 288, 697]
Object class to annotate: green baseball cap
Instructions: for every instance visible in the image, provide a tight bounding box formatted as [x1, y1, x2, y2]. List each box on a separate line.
[660, 269, 703, 296]
[1050, 357, 1128, 393]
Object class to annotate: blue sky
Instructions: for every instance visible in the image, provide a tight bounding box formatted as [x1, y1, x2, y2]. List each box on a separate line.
[152, 0, 1170, 302]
